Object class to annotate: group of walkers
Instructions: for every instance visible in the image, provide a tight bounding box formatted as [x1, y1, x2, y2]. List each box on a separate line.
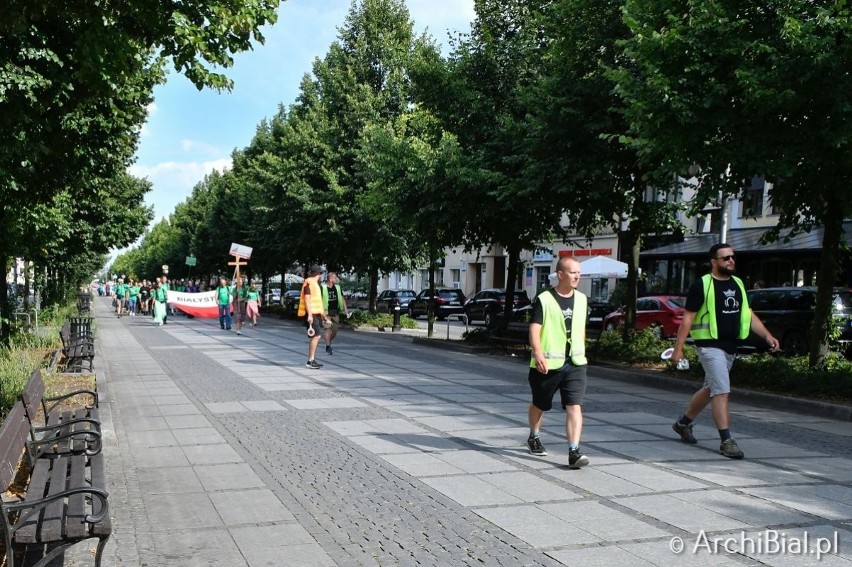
[215, 277, 262, 335]
[525, 244, 780, 469]
[112, 277, 171, 325]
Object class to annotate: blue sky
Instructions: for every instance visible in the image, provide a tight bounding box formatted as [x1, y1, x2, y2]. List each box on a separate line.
[129, 0, 474, 223]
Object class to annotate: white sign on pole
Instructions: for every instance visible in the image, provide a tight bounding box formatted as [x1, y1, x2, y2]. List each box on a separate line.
[229, 243, 253, 259]
[460, 260, 468, 273]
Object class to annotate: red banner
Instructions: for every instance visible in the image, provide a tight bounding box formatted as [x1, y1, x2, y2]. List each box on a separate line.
[167, 290, 228, 318]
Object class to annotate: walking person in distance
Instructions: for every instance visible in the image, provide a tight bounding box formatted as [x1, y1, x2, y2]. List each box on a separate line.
[299, 265, 327, 369]
[321, 271, 349, 355]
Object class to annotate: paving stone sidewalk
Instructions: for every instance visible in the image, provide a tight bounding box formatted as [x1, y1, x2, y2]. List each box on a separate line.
[82, 299, 852, 566]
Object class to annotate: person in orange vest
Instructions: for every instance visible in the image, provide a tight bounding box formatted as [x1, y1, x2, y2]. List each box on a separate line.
[298, 265, 327, 369]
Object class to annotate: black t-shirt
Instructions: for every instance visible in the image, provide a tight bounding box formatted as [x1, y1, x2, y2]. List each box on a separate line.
[139, 286, 150, 300]
[685, 276, 743, 354]
[531, 289, 575, 342]
[326, 285, 339, 315]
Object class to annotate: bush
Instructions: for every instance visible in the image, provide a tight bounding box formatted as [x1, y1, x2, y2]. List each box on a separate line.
[588, 328, 852, 403]
[347, 310, 417, 330]
[589, 328, 699, 366]
[731, 353, 852, 401]
[462, 327, 491, 345]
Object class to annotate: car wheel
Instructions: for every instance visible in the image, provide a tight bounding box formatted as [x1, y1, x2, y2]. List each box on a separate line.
[408, 306, 416, 319]
[782, 330, 807, 355]
[484, 311, 493, 327]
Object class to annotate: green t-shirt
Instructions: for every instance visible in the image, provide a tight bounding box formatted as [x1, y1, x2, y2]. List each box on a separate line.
[247, 290, 260, 301]
[217, 285, 231, 305]
[129, 286, 140, 298]
[115, 284, 127, 297]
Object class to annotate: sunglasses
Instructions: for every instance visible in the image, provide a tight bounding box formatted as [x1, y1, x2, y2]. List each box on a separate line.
[715, 254, 736, 261]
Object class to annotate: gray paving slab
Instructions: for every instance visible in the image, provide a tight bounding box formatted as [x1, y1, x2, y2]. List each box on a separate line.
[210, 489, 297, 525]
[194, 462, 267, 491]
[88, 301, 852, 566]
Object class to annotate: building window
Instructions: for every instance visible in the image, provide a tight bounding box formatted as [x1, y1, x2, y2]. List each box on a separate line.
[450, 269, 461, 289]
[741, 175, 765, 217]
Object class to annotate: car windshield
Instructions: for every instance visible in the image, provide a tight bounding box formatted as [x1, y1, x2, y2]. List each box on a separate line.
[399, 291, 415, 298]
[666, 298, 685, 309]
[438, 291, 460, 299]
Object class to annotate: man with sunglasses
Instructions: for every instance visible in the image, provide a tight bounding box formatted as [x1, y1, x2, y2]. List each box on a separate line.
[671, 243, 779, 459]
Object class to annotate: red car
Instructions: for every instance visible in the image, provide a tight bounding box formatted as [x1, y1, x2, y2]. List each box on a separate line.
[603, 295, 686, 338]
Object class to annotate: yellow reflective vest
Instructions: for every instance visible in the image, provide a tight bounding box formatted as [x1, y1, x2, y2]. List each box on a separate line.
[298, 278, 324, 317]
[531, 290, 588, 370]
[690, 274, 751, 340]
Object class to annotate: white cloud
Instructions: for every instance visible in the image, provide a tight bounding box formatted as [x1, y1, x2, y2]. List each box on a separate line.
[181, 138, 221, 155]
[139, 102, 158, 137]
[129, 158, 232, 190]
[129, 158, 232, 220]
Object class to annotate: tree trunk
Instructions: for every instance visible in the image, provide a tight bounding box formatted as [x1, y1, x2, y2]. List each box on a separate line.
[427, 243, 436, 338]
[621, 228, 640, 340]
[368, 268, 379, 313]
[502, 245, 521, 329]
[809, 205, 843, 368]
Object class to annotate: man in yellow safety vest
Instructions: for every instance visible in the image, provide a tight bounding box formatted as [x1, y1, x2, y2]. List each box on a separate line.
[526, 256, 590, 469]
[671, 243, 779, 459]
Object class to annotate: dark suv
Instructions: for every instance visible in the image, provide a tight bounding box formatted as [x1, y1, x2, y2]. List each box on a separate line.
[376, 289, 416, 313]
[464, 288, 532, 326]
[746, 287, 852, 355]
[408, 288, 466, 320]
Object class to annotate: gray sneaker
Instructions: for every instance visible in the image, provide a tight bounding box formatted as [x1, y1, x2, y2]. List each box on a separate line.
[673, 421, 697, 444]
[720, 438, 744, 459]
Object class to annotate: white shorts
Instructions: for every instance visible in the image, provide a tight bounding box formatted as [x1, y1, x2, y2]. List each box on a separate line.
[697, 347, 735, 396]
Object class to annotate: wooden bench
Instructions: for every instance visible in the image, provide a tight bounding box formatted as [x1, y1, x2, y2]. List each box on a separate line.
[59, 322, 95, 373]
[0, 401, 111, 567]
[20, 370, 101, 460]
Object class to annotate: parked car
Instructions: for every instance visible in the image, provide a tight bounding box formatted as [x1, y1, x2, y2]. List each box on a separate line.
[265, 287, 282, 305]
[408, 288, 466, 320]
[464, 288, 532, 326]
[587, 301, 617, 330]
[603, 295, 686, 338]
[376, 289, 417, 313]
[282, 289, 301, 313]
[746, 286, 852, 355]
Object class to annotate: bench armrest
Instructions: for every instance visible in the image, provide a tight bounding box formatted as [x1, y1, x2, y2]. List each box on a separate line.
[27, 428, 102, 459]
[42, 389, 99, 412]
[4, 486, 110, 528]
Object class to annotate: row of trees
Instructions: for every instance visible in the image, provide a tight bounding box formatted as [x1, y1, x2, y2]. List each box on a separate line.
[1, 0, 281, 336]
[113, 0, 851, 367]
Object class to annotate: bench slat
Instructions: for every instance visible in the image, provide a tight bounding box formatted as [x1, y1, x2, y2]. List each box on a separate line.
[65, 455, 87, 539]
[15, 457, 51, 543]
[89, 454, 112, 536]
[0, 403, 29, 492]
[40, 456, 69, 542]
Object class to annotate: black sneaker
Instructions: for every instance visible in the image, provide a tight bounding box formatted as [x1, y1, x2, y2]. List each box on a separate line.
[673, 421, 698, 444]
[720, 438, 744, 459]
[326, 345, 333, 355]
[568, 449, 589, 469]
[306, 359, 323, 370]
[527, 436, 547, 456]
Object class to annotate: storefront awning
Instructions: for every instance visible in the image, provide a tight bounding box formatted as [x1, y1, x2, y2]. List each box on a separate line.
[641, 222, 852, 259]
